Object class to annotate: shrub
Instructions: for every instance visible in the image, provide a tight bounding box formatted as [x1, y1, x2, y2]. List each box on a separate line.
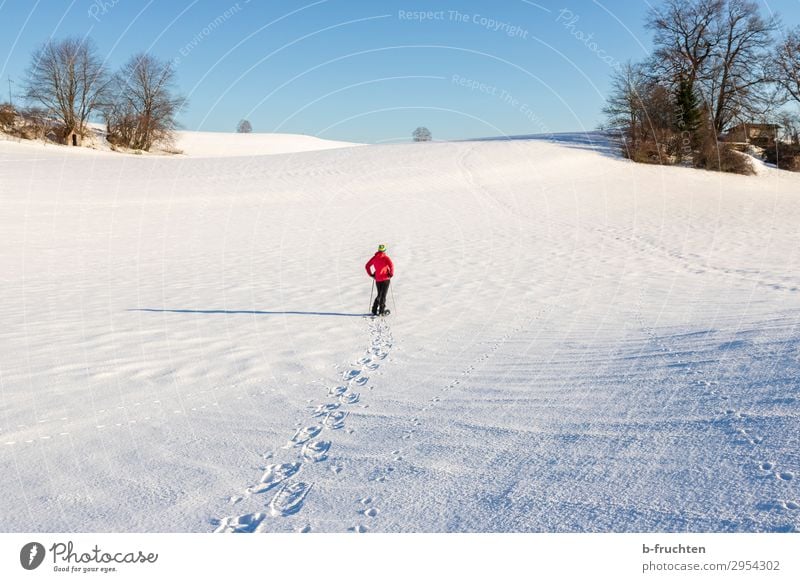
[0, 103, 16, 131]
[18, 107, 60, 142]
[623, 140, 673, 165]
[763, 143, 800, 171]
[694, 136, 754, 175]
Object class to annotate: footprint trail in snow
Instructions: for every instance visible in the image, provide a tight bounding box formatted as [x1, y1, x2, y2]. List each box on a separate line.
[213, 317, 393, 532]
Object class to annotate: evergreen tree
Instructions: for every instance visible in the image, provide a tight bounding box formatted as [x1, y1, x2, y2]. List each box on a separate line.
[673, 77, 702, 162]
[674, 78, 700, 135]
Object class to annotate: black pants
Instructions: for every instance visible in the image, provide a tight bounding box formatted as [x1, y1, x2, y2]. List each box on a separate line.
[373, 280, 390, 314]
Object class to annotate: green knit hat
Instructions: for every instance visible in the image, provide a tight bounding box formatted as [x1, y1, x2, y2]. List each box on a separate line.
[378, 244, 386, 252]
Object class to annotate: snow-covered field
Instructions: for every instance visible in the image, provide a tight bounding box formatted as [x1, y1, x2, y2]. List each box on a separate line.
[0, 128, 361, 157]
[173, 130, 362, 157]
[0, 132, 798, 533]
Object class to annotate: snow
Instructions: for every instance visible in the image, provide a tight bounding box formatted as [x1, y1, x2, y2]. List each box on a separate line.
[172, 130, 362, 157]
[0, 132, 798, 533]
[0, 128, 361, 158]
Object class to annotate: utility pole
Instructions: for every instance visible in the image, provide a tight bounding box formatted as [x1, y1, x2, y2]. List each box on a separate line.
[8, 77, 13, 108]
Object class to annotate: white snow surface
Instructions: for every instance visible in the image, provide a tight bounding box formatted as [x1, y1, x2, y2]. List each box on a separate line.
[0, 132, 798, 533]
[173, 130, 362, 157]
[1, 128, 361, 158]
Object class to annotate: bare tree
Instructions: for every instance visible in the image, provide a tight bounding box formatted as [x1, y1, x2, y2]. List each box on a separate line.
[646, 0, 723, 90]
[647, 0, 778, 134]
[106, 53, 185, 151]
[703, 0, 779, 132]
[603, 62, 677, 162]
[104, 96, 137, 148]
[776, 26, 800, 104]
[237, 119, 252, 133]
[412, 126, 431, 142]
[24, 37, 110, 144]
[603, 61, 649, 137]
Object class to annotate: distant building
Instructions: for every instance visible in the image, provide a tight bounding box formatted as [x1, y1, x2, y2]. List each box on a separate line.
[65, 130, 81, 146]
[725, 123, 779, 147]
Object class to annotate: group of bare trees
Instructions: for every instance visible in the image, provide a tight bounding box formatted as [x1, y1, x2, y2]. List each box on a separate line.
[604, 0, 800, 173]
[105, 54, 184, 151]
[15, 37, 185, 151]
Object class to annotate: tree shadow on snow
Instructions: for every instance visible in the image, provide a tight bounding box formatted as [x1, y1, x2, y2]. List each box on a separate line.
[128, 308, 366, 317]
[465, 131, 622, 160]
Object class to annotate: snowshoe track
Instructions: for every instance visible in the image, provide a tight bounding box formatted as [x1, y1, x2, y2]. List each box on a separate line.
[269, 481, 313, 517]
[213, 316, 393, 532]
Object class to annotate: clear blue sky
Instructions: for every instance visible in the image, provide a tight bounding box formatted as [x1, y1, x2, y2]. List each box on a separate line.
[1, 0, 798, 143]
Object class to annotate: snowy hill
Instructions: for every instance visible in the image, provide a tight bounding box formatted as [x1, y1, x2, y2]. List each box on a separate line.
[1, 128, 361, 157]
[173, 130, 362, 157]
[0, 133, 798, 532]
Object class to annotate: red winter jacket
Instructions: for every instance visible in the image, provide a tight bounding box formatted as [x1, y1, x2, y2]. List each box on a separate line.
[365, 252, 394, 282]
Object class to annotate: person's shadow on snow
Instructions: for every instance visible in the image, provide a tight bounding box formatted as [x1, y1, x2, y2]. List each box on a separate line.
[129, 308, 366, 317]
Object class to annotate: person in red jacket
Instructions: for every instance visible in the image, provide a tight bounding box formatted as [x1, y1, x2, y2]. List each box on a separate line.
[365, 244, 394, 316]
